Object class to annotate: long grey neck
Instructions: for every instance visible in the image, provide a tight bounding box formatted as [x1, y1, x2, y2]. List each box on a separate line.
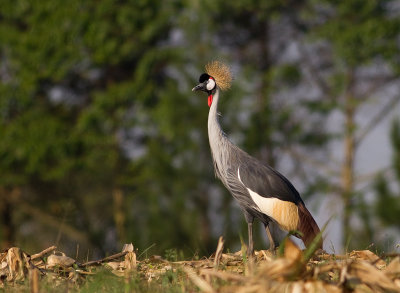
[207, 88, 236, 182]
[207, 88, 224, 142]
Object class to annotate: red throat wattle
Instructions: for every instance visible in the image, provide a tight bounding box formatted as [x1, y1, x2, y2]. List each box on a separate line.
[208, 95, 213, 107]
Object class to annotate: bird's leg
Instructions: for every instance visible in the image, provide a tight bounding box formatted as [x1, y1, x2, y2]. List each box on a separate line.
[243, 212, 255, 257]
[247, 222, 254, 257]
[265, 223, 276, 252]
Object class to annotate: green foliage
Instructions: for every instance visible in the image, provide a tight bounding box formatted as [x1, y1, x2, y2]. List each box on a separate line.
[0, 0, 191, 254]
[273, 65, 302, 87]
[392, 119, 400, 180]
[81, 270, 127, 293]
[374, 119, 400, 229]
[164, 248, 185, 262]
[314, 0, 400, 69]
[304, 0, 400, 249]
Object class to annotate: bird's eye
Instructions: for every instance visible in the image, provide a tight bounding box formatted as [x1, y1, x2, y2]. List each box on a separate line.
[206, 78, 216, 91]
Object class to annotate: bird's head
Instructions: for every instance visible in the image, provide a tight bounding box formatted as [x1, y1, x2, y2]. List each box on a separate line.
[192, 73, 216, 93]
[192, 61, 232, 107]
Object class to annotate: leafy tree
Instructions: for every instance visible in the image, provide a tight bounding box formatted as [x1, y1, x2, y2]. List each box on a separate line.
[0, 0, 185, 254]
[301, 0, 400, 248]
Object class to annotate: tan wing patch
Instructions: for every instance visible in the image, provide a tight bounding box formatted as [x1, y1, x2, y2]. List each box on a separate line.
[271, 200, 299, 232]
[245, 186, 300, 231]
[205, 61, 232, 91]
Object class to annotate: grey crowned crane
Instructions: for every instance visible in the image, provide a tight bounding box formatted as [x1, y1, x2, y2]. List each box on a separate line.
[192, 61, 322, 255]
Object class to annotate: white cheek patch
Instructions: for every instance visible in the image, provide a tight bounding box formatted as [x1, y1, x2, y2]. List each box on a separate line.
[206, 78, 216, 91]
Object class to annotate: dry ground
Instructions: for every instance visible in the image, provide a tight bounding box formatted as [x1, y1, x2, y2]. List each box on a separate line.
[1, 237, 400, 292]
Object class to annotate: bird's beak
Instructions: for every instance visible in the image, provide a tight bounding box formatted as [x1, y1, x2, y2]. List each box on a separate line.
[192, 83, 205, 92]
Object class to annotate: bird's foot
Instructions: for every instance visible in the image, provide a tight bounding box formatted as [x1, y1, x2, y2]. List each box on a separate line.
[246, 247, 254, 259]
[269, 242, 276, 253]
[267, 244, 279, 256]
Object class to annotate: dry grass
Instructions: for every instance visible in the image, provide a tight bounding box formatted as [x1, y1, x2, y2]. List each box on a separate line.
[1, 238, 400, 292]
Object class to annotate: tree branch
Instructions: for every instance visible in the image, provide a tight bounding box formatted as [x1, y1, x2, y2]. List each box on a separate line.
[283, 146, 338, 177]
[80, 251, 128, 267]
[296, 41, 333, 99]
[31, 246, 57, 260]
[355, 94, 400, 149]
[18, 202, 90, 245]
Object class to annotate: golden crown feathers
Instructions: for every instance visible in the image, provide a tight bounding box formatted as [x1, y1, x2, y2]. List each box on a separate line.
[205, 61, 232, 91]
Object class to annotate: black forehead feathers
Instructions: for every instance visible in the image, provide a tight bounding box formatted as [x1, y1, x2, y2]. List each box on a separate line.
[199, 73, 210, 83]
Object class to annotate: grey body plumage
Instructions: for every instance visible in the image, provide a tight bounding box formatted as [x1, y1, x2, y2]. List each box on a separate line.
[208, 88, 266, 214]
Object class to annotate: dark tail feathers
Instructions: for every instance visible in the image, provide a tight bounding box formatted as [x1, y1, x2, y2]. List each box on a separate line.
[297, 202, 322, 249]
